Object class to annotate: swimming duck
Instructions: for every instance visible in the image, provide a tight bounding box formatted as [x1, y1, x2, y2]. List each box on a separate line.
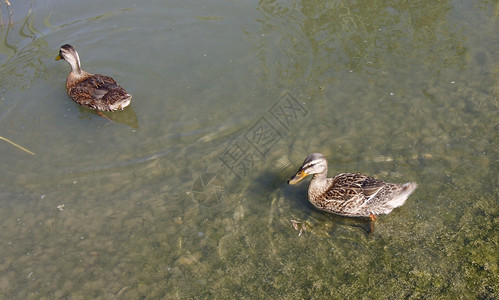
[288, 153, 417, 220]
[56, 44, 132, 111]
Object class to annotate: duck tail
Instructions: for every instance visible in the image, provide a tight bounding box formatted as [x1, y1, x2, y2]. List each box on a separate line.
[388, 182, 418, 209]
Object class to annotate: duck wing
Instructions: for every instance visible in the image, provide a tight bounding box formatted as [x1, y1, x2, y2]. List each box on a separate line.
[326, 173, 384, 198]
[319, 173, 386, 216]
[69, 75, 129, 110]
[359, 175, 387, 200]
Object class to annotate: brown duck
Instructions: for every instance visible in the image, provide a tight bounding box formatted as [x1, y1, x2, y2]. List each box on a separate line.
[56, 44, 132, 111]
[288, 153, 417, 220]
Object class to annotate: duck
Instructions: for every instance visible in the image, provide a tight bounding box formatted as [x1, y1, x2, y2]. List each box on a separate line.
[56, 44, 132, 111]
[288, 153, 417, 220]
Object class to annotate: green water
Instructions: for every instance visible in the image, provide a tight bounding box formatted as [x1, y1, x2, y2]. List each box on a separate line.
[0, 0, 497, 298]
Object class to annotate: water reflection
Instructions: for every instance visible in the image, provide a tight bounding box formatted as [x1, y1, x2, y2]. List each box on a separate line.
[0, 0, 38, 59]
[77, 105, 139, 128]
[256, 0, 467, 78]
[0, 2, 47, 98]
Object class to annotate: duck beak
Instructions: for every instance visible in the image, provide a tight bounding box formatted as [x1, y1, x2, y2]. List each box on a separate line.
[55, 54, 62, 61]
[288, 169, 308, 185]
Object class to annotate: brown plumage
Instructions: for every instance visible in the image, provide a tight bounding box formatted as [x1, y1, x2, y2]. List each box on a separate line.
[288, 153, 417, 219]
[56, 44, 131, 111]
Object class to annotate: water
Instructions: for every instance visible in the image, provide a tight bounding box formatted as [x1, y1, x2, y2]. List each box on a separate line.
[0, 0, 497, 298]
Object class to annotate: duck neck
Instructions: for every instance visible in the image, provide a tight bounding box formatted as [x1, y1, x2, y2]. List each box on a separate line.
[64, 50, 83, 75]
[308, 171, 329, 199]
[65, 55, 91, 88]
[69, 60, 82, 76]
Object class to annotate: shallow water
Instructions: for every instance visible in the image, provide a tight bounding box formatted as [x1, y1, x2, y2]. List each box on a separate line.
[0, 0, 497, 298]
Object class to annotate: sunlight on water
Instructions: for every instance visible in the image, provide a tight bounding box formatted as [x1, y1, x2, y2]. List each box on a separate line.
[0, 0, 497, 298]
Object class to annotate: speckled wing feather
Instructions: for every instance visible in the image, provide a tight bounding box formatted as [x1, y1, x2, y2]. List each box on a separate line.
[319, 173, 386, 216]
[358, 175, 388, 199]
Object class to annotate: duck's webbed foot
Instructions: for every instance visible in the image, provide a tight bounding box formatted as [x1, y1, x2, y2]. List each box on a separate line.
[368, 213, 379, 233]
[96, 111, 113, 121]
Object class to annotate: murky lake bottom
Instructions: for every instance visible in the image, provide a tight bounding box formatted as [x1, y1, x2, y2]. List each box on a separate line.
[0, 0, 497, 298]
